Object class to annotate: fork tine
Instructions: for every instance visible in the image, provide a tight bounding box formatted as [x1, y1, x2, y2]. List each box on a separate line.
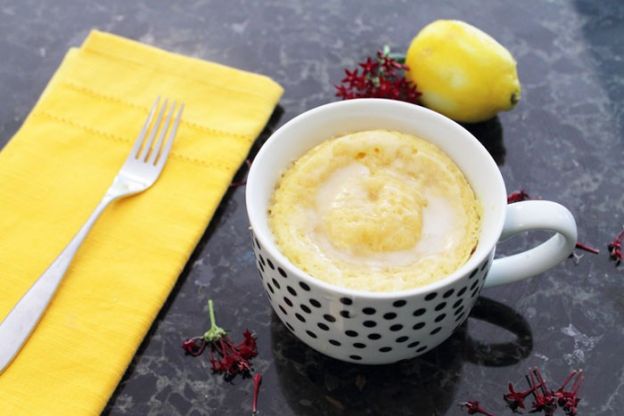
[138, 98, 168, 161]
[147, 100, 176, 165]
[155, 103, 184, 168]
[129, 97, 160, 159]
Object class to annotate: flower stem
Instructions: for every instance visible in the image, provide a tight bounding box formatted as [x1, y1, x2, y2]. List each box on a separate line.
[204, 299, 227, 342]
[382, 45, 405, 63]
[386, 53, 405, 63]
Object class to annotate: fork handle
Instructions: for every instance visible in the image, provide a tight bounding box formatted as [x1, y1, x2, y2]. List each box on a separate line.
[0, 194, 117, 374]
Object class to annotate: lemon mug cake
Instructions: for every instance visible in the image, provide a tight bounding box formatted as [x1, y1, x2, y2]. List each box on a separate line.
[268, 129, 482, 292]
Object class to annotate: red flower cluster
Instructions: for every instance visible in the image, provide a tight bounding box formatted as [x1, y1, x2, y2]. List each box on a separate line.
[335, 49, 421, 103]
[460, 401, 496, 416]
[182, 300, 258, 379]
[461, 368, 584, 416]
[208, 330, 257, 377]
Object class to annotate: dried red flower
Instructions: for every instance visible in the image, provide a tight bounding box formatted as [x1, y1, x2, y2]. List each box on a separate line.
[459, 401, 496, 416]
[554, 370, 584, 416]
[503, 381, 540, 411]
[574, 242, 599, 255]
[182, 336, 206, 356]
[335, 46, 421, 104]
[463, 367, 584, 416]
[208, 331, 258, 378]
[507, 189, 531, 204]
[608, 227, 624, 265]
[252, 372, 263, 415]
[181, 300, 258, 379]
[525, 369, 557, 415]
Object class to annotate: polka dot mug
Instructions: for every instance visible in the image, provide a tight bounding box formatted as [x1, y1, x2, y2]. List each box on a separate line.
[246, 99, 577, 364]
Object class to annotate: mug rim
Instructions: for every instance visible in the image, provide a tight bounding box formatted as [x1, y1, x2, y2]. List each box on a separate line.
[246, 98, 506, 299]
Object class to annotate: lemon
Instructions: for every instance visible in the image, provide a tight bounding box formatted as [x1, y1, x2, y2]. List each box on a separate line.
[406, 19, 521, 123]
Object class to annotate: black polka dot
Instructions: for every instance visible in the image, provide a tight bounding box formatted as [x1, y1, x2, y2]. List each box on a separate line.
[272, 278, 281, 289]
[379, 347, 392, 352]
[258, 255, 266, 266]
[340, 297, 353, 306]
[413, 322, 425, 330]
[299, 281, 311, 291]
[306, 330, 317, 338]
[278, 305, 287, 315]
[323, 314, 336, 322]
[457, 287, 467, 296]
[266, 259, 275, 269]
[456, 312, 466, 322]
[480, 260, 489, 271]
[413, 308, 426, 317]
[471, 288, 479, 298]
[300, 304, 311, 314]
[453, 299, 463, 308]
[454, 306, 465, 316]
[393, 300, 407, 307]
[285, 322, 295, 332]
[390, 324, 403, 332]
[396, 336, 409, 343]
[349, 355, 362, 360]
[383, 312, 397, 320]
[266, 283, 274, 294]
[329, 339, 341, 346]
[284, 297, 293, 307]
[470, 280, 479, 291]
[295, 313, 306, 323]
[425, 292, 437, 301]
[363, 307, 376, 315]
[368, 333, 381, 340]
[469, 269, 479, 279]
[278, 267, 288, 278]
[254, 238, 261, 250]
[340, 310, 351, 318]
[435, 302, 447, 311]
[345, 330, 358, 337]
[435, 313, 447, 323]
[407, 341, 420, 348]
[430, 327, 442, 335]
[317, 322, 329, 331]
[416, 346, 427, 353]
[258, 261, 264, 273]
[310, 299, 321, 308]
[443, 289, 455, 298]
[353, 342, 366, 349]
[287, 286, 297, 296]
[363, 320, 377, 328]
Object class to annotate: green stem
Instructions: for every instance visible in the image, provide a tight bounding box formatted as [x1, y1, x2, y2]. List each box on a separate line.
[387, 52, 406, 64]
[203, 299, 226, 342]
[381, 44, 406, 64]
[208, 299, 217, 326]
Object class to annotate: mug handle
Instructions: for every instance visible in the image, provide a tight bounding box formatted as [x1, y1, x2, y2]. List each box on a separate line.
[484, 200, 577, 288]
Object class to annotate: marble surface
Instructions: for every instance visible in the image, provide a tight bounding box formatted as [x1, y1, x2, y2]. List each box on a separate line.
[1, 0, 623, 414]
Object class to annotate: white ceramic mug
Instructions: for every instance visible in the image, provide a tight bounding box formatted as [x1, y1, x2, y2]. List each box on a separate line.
[246, 99, 577, 364]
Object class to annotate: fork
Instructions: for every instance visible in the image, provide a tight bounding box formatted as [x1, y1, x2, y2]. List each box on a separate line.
[0, 97, 184, 373]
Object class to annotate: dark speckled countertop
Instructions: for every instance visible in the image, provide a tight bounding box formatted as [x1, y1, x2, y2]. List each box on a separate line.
[1, 1, 623, 415]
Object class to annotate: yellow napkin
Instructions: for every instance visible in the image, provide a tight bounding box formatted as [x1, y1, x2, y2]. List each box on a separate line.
[0, 30, 282, 415]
